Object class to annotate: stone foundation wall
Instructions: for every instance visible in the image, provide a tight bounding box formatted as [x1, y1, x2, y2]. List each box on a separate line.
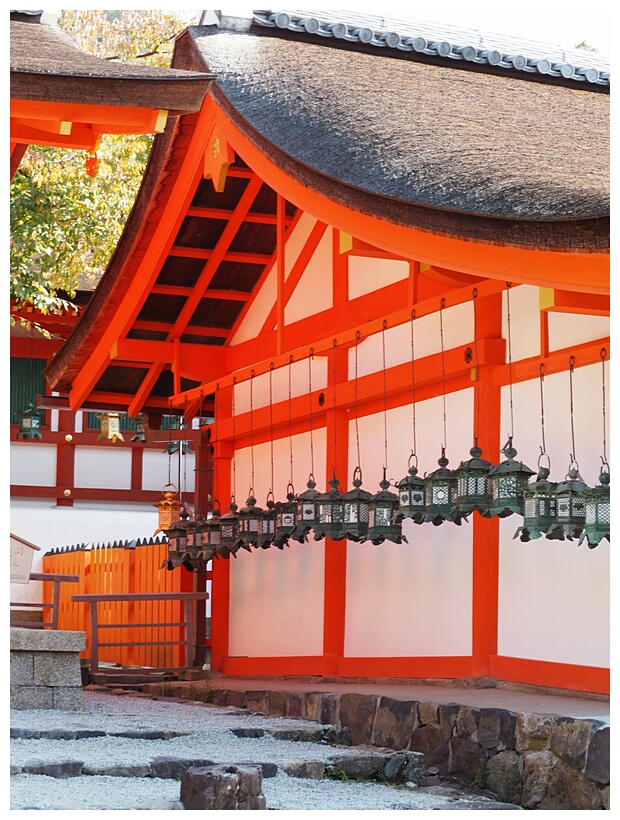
[204, 687, 609, 810]
[10, 627, 86, 711]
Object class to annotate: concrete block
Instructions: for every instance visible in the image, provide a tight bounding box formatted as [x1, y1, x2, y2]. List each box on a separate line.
[10, 628, 86, 653]
[11, 685, 54, 710]
[34, 652, 82, 687]
[10, 652, 34, 685]
[52, 687, 85, 711]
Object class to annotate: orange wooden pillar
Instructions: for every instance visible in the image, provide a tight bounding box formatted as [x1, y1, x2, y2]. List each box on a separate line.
[210, 384, 233, 672]
[322, 342, 349, 676]
[471, 291, 504, 675]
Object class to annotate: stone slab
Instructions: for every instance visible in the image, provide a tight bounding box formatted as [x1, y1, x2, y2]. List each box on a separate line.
[10, 652, 34, 686]
[11, 685, 54, 710]
[10, 628, 86, 653]
[34, 652, 82, 687]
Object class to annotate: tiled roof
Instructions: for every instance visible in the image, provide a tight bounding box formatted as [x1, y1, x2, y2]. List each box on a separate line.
[254, 9, 610, 86]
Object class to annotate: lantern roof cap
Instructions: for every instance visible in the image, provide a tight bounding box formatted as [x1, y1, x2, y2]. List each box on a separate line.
[456, 445, 494, 472]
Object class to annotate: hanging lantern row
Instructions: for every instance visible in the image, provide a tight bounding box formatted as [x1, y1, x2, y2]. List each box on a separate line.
[161, 294, 608, 567]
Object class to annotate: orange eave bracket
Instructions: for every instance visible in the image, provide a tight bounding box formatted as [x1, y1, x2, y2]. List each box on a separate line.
[204, 125, 235, 193]
[539, 287, 610, 316]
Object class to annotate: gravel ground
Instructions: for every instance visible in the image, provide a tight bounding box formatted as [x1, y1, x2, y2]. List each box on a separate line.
[10, 691, 508, 811]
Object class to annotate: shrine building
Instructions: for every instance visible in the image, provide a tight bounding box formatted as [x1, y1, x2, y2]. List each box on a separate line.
[18, 11, 610, 694]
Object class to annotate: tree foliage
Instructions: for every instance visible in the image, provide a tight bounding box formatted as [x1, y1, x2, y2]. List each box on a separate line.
[10, 9, 197, 323]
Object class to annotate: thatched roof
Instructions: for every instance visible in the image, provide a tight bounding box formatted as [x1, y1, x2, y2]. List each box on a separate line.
[10, 20, 215, 114]
[184, 18, 608, 225]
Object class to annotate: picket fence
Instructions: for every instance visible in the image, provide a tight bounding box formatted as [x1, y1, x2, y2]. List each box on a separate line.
[42, 537, 199, 668]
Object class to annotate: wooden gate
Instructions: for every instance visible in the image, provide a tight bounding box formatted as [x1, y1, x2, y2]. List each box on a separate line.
[42, 538, 211, 668]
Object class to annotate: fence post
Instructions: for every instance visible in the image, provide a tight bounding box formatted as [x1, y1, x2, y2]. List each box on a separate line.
[89, 601, 99, 674]
[184, 598, 194, 668]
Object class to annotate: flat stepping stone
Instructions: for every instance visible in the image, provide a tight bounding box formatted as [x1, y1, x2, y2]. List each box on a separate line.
[229, 727, 265, 738]
[266, 727, 324, 742]
[83, 763, 151, 777]
[150, 757, 215, 779]
[22, 760, 84, 778]
[109, 730, 187, 740]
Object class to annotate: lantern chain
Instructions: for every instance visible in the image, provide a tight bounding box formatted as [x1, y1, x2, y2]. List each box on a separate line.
[354, 330, 361, 470]
[506, 283, 515, 440]
[288, 355, 294, 487]
[269, 363, 275, 494]
[382, 320, 388, 470]
[308, 348, 315, 479]
[332, 338, 338, 476]
[568, 356, 577, 466]
[539, 364, 547, 457]
[601, 348, 608, 466]
[473, 288, 481, 447]
[231, 376, 237, 502]
[439, 298, 447, 450]
[410, 309, 418, 464]
[249, 369, 255, 495]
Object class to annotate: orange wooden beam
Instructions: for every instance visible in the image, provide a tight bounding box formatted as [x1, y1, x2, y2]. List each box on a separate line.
[170, 278, 507, 406]
[213, 100, 609, 294]
[131, 320, 229, 338]
[10, 121, 99, 152]
[186, 206, 293, 225]
[262, 218, 328, 337]
[539, 288, 610, 316]
[150, 284, 250, 301]
[169, 246, 272, 265]
[11, 100, 168, 133]
[68, 100, 219, 411]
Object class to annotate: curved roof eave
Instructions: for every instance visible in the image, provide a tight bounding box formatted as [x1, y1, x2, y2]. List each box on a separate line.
[183, 24, 609, 225]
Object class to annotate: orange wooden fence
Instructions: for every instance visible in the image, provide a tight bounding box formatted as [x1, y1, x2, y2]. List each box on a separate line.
[42, 538, 198, 667]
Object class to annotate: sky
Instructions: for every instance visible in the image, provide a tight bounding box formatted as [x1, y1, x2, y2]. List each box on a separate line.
[45, 3, 612, 54]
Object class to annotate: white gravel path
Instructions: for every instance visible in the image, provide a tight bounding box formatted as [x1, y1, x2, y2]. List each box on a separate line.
[10, 691, 501, 811]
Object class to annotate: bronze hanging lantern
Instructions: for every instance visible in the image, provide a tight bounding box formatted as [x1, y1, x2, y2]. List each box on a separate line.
[579, 351, 610, 548]
[486, 438, 535, 518]
[273, 484, 297, 549]
[197, 504, 220, 561]
[164, 508, 192, 569]
[256, 494, 276, 549]
[131, 413, 149, 442]
[314, 472, 345, 541]
[98, 411, 125, 443]
[153, 484, 182, 535]
[546, 462, 589, 541]
[237, 492, 262, 552]
[452, 444, 494, 520]
[514, 457, 557, 542]
[218, 497, 241, 558]
[292, 351, 321, 542]
[367, 468, 407, 545]
[424, 448, 464, 525]
[396, 456, 426, 524]
[292, 475, 321, 542]
[17, 401, 42, 440]
[579, 464, 610, 548]
[341, 467, 372, 542]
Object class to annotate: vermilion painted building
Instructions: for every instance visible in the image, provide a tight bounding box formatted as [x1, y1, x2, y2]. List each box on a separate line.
[43, 12, 609, 694]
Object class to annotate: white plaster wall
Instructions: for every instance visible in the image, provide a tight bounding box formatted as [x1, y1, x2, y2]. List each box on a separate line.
[228, 429, 326, 657]
[142, 449, 196, 495]
[502, 285, 540, 362]
[348, 255, 408, 300]
[497, 362, 610, 667]
[548, 312, 610, 351]
[284, 228, 333, 325]
[345, 391, 474, 657]
[350, 301, 473, 379]
[10, 501, 161, 610]
[234, 356, 328, 414]
[11, 443, 57, 486]
[74, 446, 132, 490]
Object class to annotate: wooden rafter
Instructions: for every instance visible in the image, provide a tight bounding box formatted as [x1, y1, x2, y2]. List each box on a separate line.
[127, 174, 264, 417]
[186, 206, 293, 225]
[150, 284, 250, 301]
[169, 246, 272, 265]
[132, 321, 230, 338]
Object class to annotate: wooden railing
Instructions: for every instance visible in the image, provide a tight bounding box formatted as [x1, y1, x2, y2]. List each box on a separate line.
[10, 572, 80, 630]
[71, 592, 209, 673]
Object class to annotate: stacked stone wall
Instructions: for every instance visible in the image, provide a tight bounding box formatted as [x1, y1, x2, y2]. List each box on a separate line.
[10, 627, 85, 711]
[200, 687, 609, 809]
